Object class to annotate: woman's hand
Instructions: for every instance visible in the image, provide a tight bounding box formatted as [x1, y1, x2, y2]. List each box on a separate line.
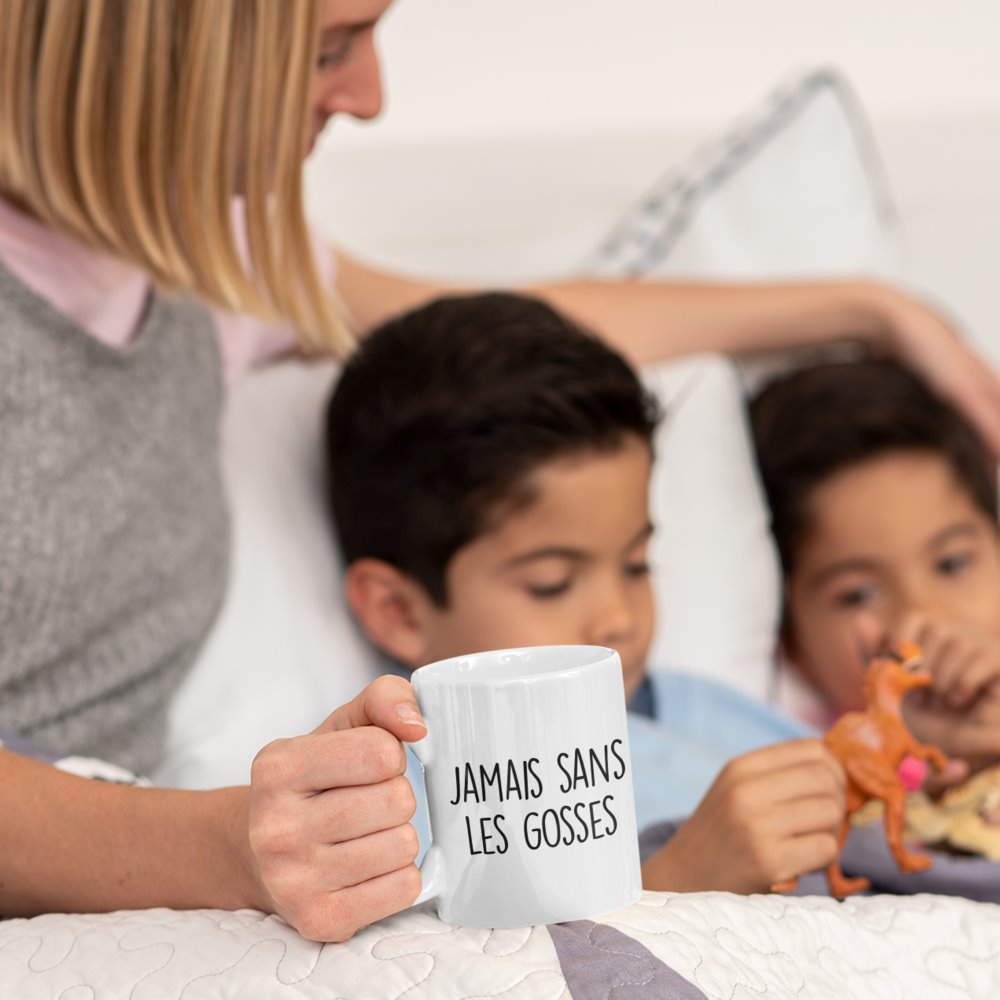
[641, 740, 845, 894]
[870, 283, 1000, 456]
[242, 675, 428, 942]
[336, 254, 1000, 455]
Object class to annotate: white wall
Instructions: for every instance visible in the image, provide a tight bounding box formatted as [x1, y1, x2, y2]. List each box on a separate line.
[306, 0, 1000, 355]
[330, 0, 1000, 144]
[315, 0, 1000, 208]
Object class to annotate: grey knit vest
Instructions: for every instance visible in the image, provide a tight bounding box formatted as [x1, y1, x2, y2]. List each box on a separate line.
[0, 262, 229, 774]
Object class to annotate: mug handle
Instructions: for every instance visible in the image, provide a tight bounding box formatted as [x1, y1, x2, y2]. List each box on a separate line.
[409, 732, 446, 906]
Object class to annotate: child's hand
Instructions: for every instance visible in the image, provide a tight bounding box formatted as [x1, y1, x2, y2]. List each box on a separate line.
[899, 614, 1000, 777]
[244, 675, 428, 942]
[640, 740, 844, 894]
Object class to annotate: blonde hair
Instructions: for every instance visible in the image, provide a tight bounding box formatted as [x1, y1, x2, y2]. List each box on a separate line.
[0, 0, 352, 353]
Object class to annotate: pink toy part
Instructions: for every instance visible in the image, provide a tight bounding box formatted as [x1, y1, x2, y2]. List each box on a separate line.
[898, 755, 927, 792]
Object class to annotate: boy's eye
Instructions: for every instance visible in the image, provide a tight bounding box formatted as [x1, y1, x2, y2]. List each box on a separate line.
[624, 561, 651, 579]
[525, 580, 572, 599]
[834, 585, 878, 609]
[936, 552, 974, 576]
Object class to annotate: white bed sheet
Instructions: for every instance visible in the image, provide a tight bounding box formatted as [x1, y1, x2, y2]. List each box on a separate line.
[3, 891, 998, 999]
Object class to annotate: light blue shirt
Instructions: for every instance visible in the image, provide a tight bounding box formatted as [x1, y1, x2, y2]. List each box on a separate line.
[405, 666, 814, 860]
[627, 669, 814, 829]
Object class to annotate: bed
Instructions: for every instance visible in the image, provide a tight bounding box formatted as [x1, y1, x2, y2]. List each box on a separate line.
[8, 69, 1000, 998]
[2, 891, 999, 998]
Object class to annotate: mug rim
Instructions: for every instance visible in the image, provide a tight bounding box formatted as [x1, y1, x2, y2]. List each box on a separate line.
[411, 644, 618, 687]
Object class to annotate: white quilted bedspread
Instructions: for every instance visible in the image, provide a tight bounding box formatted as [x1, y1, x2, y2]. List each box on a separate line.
[2, 891, 998, 999]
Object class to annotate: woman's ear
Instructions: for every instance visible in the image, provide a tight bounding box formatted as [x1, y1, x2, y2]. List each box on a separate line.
[344, 558, 434, 669]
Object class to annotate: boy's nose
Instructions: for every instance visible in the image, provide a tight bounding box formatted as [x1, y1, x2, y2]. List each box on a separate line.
[587, 587, 637, 648]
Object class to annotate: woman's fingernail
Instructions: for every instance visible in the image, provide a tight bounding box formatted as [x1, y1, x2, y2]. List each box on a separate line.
[396, 703, 427, 728]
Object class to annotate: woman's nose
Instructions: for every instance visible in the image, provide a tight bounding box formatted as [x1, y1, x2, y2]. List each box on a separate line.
[320, 39, 383, 121]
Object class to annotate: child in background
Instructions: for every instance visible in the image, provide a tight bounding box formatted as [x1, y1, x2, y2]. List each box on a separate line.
[325, 290, 844, 895]
[750, 358, 1000, 786]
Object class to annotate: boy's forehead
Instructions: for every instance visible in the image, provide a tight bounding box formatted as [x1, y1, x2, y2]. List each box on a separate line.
[466, 442, 653, 560]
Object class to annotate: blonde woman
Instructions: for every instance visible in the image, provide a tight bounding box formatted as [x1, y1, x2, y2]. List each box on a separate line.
[0, 0, 996, 944]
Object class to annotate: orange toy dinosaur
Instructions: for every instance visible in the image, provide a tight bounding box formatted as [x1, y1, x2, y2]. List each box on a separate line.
[776, 641, 948, 898]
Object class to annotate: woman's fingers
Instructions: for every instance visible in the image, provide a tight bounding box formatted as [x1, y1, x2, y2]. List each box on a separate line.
[314, 823, 421, 895]
[318, 674, 428, 742]
[253, 725, 408, 797]
[302, 774, 418, 845]
[292, 864, 423, 944]
[246, 674, 432, 942]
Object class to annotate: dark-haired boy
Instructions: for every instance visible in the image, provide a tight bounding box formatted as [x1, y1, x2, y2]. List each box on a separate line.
[751, 358, 1000, 783]
[326, 291, 847, 895]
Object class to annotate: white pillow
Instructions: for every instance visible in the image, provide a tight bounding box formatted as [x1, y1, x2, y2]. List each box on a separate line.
[642, 357, 780, 697]
[595, 67, 900, 694]
[584, 67, 899, 283]
[154, 361, 360, 788]
[156, 67, 898, 788]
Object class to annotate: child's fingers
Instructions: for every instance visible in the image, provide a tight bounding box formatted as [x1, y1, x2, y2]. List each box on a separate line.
[716, 758, 843, 831]
[927, 632, 978, 696]
[717, 739, 841, 785]
[895, 613, 967, 681]
[771, 793, 844, 839]
[906, 706, 1000, 762]
[761, 760, 846, 811]
[901, 615, 1000, 707]
[943, 649, 1000, 709]
[921, 757, 969, 797]
[767, 831, 840, 888]
[894, 615, 975, 698]
[895, 611, 932, 648]
[908, 622, 955, 679]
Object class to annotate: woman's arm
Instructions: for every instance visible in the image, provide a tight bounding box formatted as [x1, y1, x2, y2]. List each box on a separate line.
[335, 253, 1000, 454]
[0, 751, 254, 915]
[0, 676, 426, 943]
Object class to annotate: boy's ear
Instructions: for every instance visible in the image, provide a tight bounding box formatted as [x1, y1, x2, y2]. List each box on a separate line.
[344, 558, 435, 669]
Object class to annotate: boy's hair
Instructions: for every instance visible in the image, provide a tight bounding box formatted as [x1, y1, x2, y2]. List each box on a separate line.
[750, 358, 998, 574]
[326, 292, 661, 605]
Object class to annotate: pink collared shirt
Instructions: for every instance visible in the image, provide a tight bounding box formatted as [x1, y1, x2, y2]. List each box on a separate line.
[0, 198, 314, 386]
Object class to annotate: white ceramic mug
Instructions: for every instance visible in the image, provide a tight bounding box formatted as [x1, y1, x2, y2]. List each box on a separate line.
[411, 644, 641, 928]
